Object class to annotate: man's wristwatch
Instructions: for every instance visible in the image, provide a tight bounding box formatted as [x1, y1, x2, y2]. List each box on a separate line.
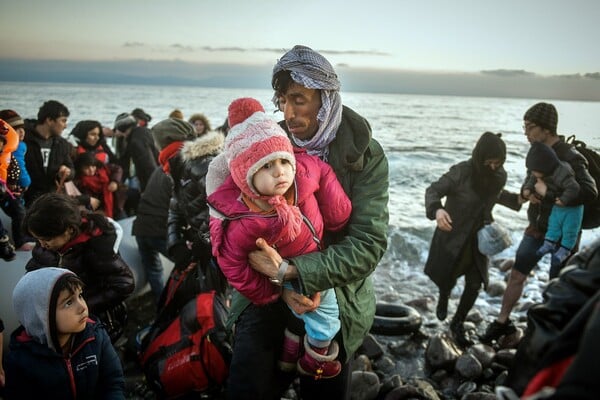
[270, 259, 289, 286]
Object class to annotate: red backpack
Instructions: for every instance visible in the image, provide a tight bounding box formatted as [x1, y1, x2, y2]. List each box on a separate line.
[139, 290, 231, 398]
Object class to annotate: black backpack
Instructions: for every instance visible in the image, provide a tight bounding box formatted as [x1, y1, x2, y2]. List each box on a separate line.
[566, 135, 600, 229]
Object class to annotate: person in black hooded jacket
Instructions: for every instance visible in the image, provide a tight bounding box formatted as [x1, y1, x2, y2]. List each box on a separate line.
[425, 131, 512, 347]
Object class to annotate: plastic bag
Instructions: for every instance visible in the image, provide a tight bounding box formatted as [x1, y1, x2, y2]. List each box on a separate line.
[477, 222, 512, 256]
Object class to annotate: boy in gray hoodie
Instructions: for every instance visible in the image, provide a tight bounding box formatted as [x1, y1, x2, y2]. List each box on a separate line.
[4, 267, 125, 399]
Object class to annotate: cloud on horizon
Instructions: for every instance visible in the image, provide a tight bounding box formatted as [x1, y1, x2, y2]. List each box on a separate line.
[0, 58, 599, 101]
[120, 43, 390, 57]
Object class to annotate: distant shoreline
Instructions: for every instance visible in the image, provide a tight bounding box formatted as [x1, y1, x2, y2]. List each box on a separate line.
[2, 58, 600, 102]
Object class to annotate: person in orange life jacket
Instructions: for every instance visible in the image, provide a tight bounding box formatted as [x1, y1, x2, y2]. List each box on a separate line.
[4, 268, 125, 399]
[23, 193, 134, 317]
[0, 119, 26, 256]
[208, 98, 352, 379]
[74, 152, 126, 219]
[524, 142, 583, 268]
[23, 100, 74, 207]
[69, 120, 117, 165]
[0, 111, 35, 251]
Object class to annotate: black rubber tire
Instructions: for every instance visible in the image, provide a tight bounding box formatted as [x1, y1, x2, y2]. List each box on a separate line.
[370, 303, 422, 336]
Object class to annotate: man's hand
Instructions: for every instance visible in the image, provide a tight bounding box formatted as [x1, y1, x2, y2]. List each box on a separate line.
[282, 289, 321, 315]
[435, 209, 453, 232]
[248, 238, 282, 278]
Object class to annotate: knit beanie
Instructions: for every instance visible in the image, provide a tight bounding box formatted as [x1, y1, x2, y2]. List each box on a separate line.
[131, 108, 152, 123]
[225, 98, 295, 198]
[225, 97, 301, 241]
[524, 102, 558, 134]
[113, 112, 137, 132]
[151, 117, 197, 150]
[526, 142, 559, 175]
[0, 109, 24, 129]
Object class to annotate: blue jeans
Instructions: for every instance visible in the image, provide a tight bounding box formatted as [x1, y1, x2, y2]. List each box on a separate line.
[135, 235, 168, 302]
[227, 299, 351, 400]
[284, 283, 340, 345]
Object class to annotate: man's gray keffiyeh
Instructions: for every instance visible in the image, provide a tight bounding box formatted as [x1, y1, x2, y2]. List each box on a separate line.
[272, 45, 343, 160]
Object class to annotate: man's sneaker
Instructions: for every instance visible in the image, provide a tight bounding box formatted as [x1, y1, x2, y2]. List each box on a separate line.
[480, 320, 517, 344]
[0, 235, 16, 261]
[278, 329, 301, 372]
[297, 336, 341, 379]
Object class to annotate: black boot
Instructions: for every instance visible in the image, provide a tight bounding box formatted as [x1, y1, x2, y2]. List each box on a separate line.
[436, 291, 449, 321]
[450, 318, 473, 348]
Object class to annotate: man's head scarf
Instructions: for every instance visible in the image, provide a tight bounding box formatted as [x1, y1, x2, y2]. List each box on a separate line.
[272, 45, 343, 160]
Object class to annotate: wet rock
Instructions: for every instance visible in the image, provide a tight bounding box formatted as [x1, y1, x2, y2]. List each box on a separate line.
[384, 379, 441, 400]
[352, 354, 373, 372]
[498, 258, 514, 272]
[498, 328, 524, 349]
[373, 355, 397, 375]
[468, 343, 495, 368]
[360, 334, 385, 360]
[495, 348, 517, 367]
[380, 374, 404, 396]
[495, 370, 509, 386]
[429, 368, 448, 383]
[486, 280, 507, 297]
[425, 333, 462, 369]
[462, 393, 497, 400]
[351, 371, 381, 400]
[456, 381, 477, 397]
[466, 309, 484, 324]
[455, 353, 483, 380]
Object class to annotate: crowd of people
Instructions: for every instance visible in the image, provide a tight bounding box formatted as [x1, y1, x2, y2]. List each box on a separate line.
[0, 45, 598, 399]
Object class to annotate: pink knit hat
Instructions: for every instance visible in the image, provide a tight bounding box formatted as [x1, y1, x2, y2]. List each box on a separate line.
[225, 98, 296, 198]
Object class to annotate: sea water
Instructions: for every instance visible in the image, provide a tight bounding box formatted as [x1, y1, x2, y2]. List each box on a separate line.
[2, 81, 599, 317]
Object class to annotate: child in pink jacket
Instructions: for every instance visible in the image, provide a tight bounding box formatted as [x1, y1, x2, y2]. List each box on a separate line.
[208, 98, 351, 379]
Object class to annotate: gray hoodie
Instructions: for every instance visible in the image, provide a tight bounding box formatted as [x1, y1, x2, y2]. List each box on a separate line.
[12, 267, 75, 353]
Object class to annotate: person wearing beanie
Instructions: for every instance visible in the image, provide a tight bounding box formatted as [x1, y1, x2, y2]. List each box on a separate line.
[214, 46, 388, 399]
[524, 142, 583, 268]
[188, 112, 211, 135]
[4, 267, 125, 399]
[482, 103, 597, 345]
[168, 108, 184, 120]
[208, 97, 352, 381]
[131, 107, 152, 127]
[425, 132, 510, 348]
[22, 100, 74, 206]
[112, 111, 158, 201]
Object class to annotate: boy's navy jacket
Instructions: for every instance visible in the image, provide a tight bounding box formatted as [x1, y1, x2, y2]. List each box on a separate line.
[5, 317, 125, 399]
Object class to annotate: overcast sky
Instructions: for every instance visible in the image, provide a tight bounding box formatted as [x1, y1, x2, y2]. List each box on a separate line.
[1, 0, 598, 75]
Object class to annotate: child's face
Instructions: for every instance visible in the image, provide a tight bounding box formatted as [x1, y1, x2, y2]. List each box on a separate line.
[16, 126, 25, 141]
[32, 227, 74, 251]
[56, 286, 88, 338]
[252, 158, 294, 196]
[85, 127, 101, 147]
[81, 164, 97, 177]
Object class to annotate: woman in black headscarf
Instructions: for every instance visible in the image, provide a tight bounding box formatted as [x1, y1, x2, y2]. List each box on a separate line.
[424, 132, 508, 347]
